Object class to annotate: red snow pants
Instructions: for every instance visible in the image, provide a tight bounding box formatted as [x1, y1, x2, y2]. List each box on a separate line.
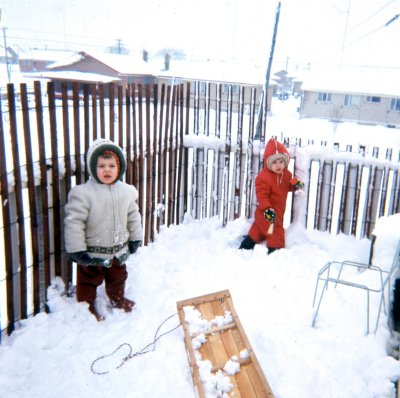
[76, 258, 128, 304]
[248, 207, 285, 249]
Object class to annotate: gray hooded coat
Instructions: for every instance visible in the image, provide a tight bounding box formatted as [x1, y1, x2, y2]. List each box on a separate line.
[64, 139, 143, 262]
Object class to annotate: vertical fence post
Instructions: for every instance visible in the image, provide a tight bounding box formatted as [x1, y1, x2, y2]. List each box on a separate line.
[156, 84, 165, 231]
[118, 85, 124, 149]
[109, 83, 115, 142]
[222, 85, 233, 227]
[8, 84, 27, 320]
[167, 85, 177, 227]
[145, 84, 152, 241]
[176, 83, 186, 224]
[34, 81, 51, 306]
[183, 82, 190, 218]
[72, 82, 83, 185]
[125, 84, 132, 184]
[233, 86, 244, 220]
[150, 84, 158, 236]
[0, 89, 16, 336]
[91, 84, 98, 140]
[317, 161, 333, 232]
[244, 87, 257, 218]
[137, 84, 145, 241]
[341, 163, 359, 236]
[163, 85, 171, 225]
[48, 82, 63, 280]
[20, 83, 41, 315]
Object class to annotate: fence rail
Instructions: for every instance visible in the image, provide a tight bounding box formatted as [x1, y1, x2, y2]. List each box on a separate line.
[0, 80, 399, 339]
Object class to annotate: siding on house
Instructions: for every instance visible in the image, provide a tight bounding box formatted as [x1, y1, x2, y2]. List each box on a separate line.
[157, 61, 275, 113]
[299, 67, 400, 127]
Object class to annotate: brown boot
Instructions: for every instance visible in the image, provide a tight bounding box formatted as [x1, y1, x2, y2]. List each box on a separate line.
[111, 297, 136, 312]
[88, 302, 105, 321]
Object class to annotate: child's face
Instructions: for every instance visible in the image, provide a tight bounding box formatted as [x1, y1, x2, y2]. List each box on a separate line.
[97, 155, 119, 184]
[269, 158, 286, 174]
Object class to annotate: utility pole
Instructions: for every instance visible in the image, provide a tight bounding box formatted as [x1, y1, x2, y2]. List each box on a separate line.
[2, 27, 11, 83]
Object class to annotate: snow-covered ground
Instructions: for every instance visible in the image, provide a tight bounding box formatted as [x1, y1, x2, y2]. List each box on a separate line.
[0, 212, 400, 398]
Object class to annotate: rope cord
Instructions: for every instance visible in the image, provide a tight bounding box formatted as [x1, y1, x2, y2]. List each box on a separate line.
[91, 313, 181, 375]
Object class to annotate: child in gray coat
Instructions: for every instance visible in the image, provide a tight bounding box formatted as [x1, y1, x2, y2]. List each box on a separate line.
[64, 138, 143, 320]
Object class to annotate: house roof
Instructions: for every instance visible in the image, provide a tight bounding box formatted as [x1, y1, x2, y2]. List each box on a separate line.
[301, 67, 400, 97]
[22, 49, 279, 87]
[47, 51, 156, 76]
[157, 60, 269, 86]
[18, 49, 75, 62]
[23, 70, 121, 84]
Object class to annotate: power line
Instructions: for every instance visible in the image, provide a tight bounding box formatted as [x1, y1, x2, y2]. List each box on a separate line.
[6, 34, 113, 52]
[315, 1, 398, 60]
[349, 12, 400, 45]
[385, 13, 400, 26]
[349, 0, 397, 32]
[6, 26, 113, 44]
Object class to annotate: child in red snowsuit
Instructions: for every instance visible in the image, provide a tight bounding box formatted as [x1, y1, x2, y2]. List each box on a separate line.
[239, 138, 303, 253]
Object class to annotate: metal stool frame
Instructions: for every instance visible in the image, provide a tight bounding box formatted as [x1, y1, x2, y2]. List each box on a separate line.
[312, 241, 400, 334]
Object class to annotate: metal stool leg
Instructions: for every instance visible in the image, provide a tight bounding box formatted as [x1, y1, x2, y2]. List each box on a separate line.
[312, 278, 329, 327]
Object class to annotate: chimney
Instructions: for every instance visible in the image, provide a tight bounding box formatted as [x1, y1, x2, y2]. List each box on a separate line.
[142, 49, 148, 62]
[164, 53, 170, 71]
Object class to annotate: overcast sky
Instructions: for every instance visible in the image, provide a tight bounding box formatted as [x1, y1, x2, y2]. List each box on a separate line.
[0, 0, 399, 72]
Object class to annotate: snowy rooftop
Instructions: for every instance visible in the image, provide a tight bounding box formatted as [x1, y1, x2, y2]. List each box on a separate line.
[158, 60, 269, 85]
[17, 49, 75, 62]
[23, 70, 121, 84]
[47, 51, 158, 75]
[301, 67, 400, 97]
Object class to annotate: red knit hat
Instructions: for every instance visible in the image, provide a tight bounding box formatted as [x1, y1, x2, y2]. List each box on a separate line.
[101, 150, 120, 172]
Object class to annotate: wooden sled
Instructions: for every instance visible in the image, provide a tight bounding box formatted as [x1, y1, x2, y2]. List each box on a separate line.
[177, 289, 274, 398]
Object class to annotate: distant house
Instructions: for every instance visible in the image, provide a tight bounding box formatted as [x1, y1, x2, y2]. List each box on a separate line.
[157, 60, 275, 113]
[0, 45, 18, 65]
[271, 70, 299, 99]
[47, 51, 156, 86]
[22, 50, 158, 97]
[18, 49, 74, 72]
[23, 70, 122, 98]
[299, 68, 400, 128]
[22, 51, 275, 110]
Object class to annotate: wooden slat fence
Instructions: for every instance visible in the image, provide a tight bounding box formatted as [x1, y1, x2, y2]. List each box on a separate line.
[0, 80, 399, 340]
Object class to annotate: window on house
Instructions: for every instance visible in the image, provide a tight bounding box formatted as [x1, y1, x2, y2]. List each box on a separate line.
[199, 81, 206, 94]
[344, 94, 361, 107]
[223, 84, 238, 95]
[366, 96, 381, 103]
[390, 98, 400, 111]
[318, 92, 332, 102]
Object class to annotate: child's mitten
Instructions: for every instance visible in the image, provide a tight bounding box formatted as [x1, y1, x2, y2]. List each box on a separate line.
[128, 240, 142, 254]
[290, 177, 305, 190]
[68, 251, 111, 268]
[264, 208, 276, 234]
[264, 208, 276, 223]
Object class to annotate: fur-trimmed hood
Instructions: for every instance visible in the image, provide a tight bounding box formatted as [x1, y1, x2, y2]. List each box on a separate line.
[264, 138, 290, 170]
